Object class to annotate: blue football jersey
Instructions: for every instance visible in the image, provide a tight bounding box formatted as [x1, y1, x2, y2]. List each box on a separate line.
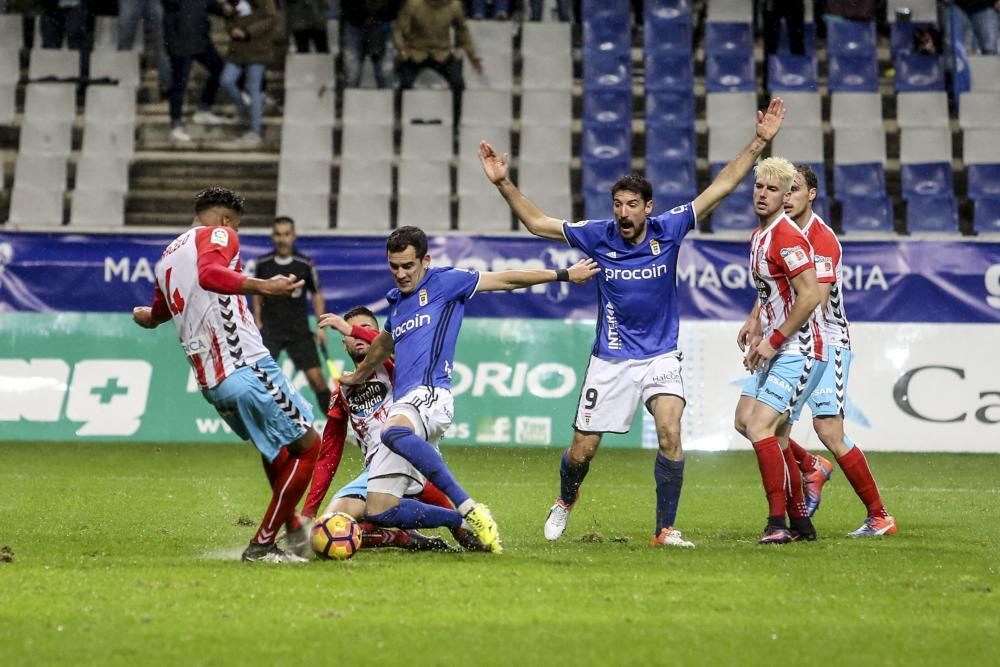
[383, 266, 480, 397]
[563, 204, 696, 359]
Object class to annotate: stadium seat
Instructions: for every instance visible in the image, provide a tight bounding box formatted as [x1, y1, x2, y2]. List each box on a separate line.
[458, 195, 513, 232]
[704, 52, 756, 92]
[959, 92, 1000, 129]
[777, 92, 822, 127]
[277, 159, 330, 195]
[0, 50, 16, 85]
[74, 154, 129, 193]
[521, 91, 572, 128]
[835, 163, 887, 198]
[275, 192, 329, 230]
[519, 125, 571, 163]
[401, 125, 453, 161]
[337, 159, 392, 196]
[84, 86, 137, 126]
[402, 89, 453, 126]
[905, 195, 958, 233]
[522, 22, 572, 57]
[582, 49, 632, 92]
[771, 126, 823, 163]
[646, 126, 696, 161]
[900, 162, 954, 198]
[325, 19, 339, 54]
[830, 92, 882, 129]
[466, 19, 513, 56]
[13, 153, 67, 192]
[894, 54, 945, 92]
[643, 13, 692, 52]
[812, 196, 830, 221]
[280, 123, 334, 161]
[645, 158, 697, 210]
[9, 185, 64, 226]
[887, 0, 936, 22]
[899, 128, 952, 165]
[583, 187, 611, 220]
[89, 51, 140, 87]
[583, 12, 631, 52]
[461, 90, 512, 128]
[24, 84, 76, 122]
[69, 189, 125, 227]
[645, 90, 696, 128]
[459, 125, 509, 160]
[839, 195, 894, 233]
[825, 19, 877, 54]
[710, 197, 757, 232]
[342, 89, 393, 127]
[28, 49, 78, 79]
[710, 162, 755, 195]
[889, 20, 936, 55]
[963, 128, 1000, 167]
[581, 156, 632, 196]
[644, 51, 694, 91]
[519, 191, 573, 221]
[777, 21, 817, 54]
[521, 51, 573, 91]
[399, 160, 450, 196]
[896, 91, 949, 129]
[646, 0, 692, 21]
[18, 122, 72, 157]
[968, 55, 1000, 92]
[834, 127, 887, 165]
[704, 22, 753, 53]
[518, 161, 572, 200]
[708, 126, 755, 164]
[827, 53, 879, 92]
[283, 53, 336, 90]
[706, 0, 752, 22]
[583, 89, 632, 126]
[465, 50, 513, 91]
[0, 82, 12, 126]
[767, 54, 818, 91]
[0, 14, 22, 50]
[81, 122, 135, 159]
[973, 197, 1000, 234]
[335, 193, 390, 231]
[706, 91, 757, 130]
[581, 124, 632, 161]
[967, 164, 1000, 200]
[283, 87, 336, 126]
[397, 193, 451, 231]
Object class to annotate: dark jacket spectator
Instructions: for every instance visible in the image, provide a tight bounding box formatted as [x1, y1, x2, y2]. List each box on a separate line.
[223, 0, 278, 65]
[340, 0, 402, 87]
[286, 0, 329, 53]
[393, 0, 479, 65]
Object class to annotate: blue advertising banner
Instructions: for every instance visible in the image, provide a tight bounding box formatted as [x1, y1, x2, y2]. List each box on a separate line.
[1, 231, 998, 323]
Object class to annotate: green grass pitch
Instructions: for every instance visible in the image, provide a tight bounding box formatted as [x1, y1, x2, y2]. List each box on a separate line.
[0, 442, 996, 666]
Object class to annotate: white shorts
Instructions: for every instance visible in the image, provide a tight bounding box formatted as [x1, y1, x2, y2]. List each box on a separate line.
[575, 351, 685, 434]
[367, 386, 454, 498]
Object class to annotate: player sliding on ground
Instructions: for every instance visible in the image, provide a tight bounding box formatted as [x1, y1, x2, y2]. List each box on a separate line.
[325, 226, 599, 554]
[479, 97, 789, 548]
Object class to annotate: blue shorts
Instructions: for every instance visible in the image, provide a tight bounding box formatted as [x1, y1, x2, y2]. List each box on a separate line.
[334, 470, 369, 500]
[202, 356, 314, 462]
[807, 346, 851, 418]
[744, 354, 828, 424]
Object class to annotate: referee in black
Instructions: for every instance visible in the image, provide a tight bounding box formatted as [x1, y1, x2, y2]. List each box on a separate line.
[252, 216, 332, 413]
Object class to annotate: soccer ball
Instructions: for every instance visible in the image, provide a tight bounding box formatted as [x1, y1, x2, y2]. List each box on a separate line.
[311, 512, 362, 560]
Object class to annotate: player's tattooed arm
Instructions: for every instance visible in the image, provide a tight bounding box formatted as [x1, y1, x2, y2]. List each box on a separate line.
[479, 140, 567, 242]
[476, 258, 599, 292]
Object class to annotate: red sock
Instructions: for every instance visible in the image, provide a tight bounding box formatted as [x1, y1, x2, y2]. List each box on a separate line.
[252, 434, 320, 545]
[837, 446, 886, 517]
[787, 438, 818, 474]
[416, 481, 455, 510]
[261, 448, 289, 487]
[752, 436, 789, 519]
[783, 447, 809, 518]
[359, 523, 409, 549]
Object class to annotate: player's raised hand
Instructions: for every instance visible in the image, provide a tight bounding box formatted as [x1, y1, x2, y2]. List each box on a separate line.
[478, 140, 509, 184]
[566, 258, 600, 283]
[755, 97, 785, 142]
[132, 306, 157, 329]
[318, 312, 352, 336]
[261, 274, 305, 297]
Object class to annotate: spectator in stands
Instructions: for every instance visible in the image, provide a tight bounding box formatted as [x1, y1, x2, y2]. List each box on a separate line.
[942, 0, 999, 55]
[117, 0, 172, 97]
[38, 0, 91, 82]
[163, 0, 232, 143]
[286, 0, 330, 53]
[822, 0, 876, 21]
[763, 0, 805, 57]
[529, 0, 571, 21]
[394, 0, 482, 126]
[340, 0, 402, 88]
[219, 0, 278, 146]
[468, 0, 508, 19]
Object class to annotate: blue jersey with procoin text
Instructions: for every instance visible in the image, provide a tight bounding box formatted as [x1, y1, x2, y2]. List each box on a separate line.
[384, 266, 480, 397]
[562, 204, 696, 359]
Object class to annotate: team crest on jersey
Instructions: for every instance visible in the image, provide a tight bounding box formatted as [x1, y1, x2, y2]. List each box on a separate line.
[650, 239, 661, 256]
[211, 228, 229, 246]
[608, 251, 617, 258]
[418, 289, 428, 306]
[780, 246, 809, 271]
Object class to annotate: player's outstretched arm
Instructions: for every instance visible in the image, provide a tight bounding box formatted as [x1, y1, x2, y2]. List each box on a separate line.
[476, 258, 599, 293]
[340, 330, 394, 386]
[479, 140, 567, 242]
[693, 97, 786, 219]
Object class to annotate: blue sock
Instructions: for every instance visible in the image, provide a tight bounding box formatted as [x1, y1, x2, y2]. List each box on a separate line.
[654, 453, 685, 532]
[559, 449, 589, 505]
[381, 426, 471, 508]
[366, 499, 463, 530]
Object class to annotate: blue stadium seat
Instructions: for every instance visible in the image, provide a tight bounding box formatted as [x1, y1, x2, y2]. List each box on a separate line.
[835, 163, 887, 198]
[583, 187, 614, 220]
[767, 54, 819, 91]
[967, 163, 1000, 200]
[973, 197, 1000, 233]
[644, 51, 694, 91]
[710, 163, 755, 196]
[840, 195, 894, 233]
[705, 52, 756, 92]
[646, 126, 696, 161]
[825, 19, 877, 54]
[582, 156, 632, 195]
[582, 48, 632, 91]
[906, 194, 958, 233]
[583, 89, 632, 126]
[705, 22, 753, 53]
[894, 54, 945, 92]
[581, 123, 632, 161]
[645, 158, 697, 210]
[582, 0, 629, 20]
[778, 21, 817, 54]
[583, 13, 631, 52]
[827, 53, 879, 92]
[645, 90, 695, 128]
[900, 162, 954, 198]
[812, 196, 830, 221]
[644, 13, 692, 53]
[645, 0, 690, 18]
[890, 21, 936, 55]
[710, 196, 757, 231]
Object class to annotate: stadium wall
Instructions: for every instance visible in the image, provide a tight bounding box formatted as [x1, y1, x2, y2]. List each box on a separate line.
[0, 232, 997, 452]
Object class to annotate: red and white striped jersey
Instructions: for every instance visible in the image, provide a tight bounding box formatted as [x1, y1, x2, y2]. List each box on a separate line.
[329, 363, 394, 463]
[749, 214, 825, 361]
[154, 226, 268, 389]
[802, 213, 851, 349]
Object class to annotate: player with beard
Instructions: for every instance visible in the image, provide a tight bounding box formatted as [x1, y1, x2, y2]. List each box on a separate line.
[478, 98, 788, 547]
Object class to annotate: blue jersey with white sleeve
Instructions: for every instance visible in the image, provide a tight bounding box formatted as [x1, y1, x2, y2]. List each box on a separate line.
[383, 266, 480, 397]
[562, 204, 696, 360]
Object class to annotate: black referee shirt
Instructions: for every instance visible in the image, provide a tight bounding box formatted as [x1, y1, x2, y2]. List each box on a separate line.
[254, 250, 320, 335]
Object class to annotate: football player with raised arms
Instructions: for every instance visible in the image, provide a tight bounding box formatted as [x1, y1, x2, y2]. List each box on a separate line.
[132, 187, 320, 564]
[325, 226, 599, 554]
[478, 98, 788, 548]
